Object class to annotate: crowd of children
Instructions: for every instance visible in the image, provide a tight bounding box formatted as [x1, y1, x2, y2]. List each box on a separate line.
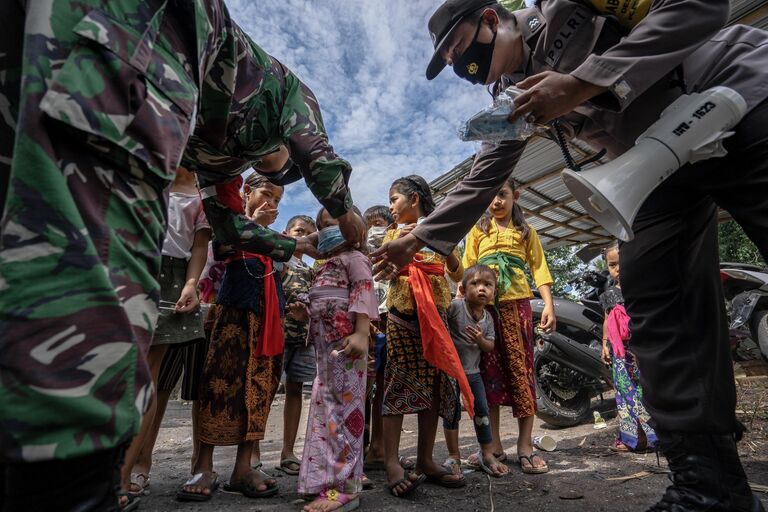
[119, 166, 654, 512]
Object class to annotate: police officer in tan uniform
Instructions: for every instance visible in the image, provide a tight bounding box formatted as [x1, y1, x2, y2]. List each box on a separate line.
[373, 1, 768, 510]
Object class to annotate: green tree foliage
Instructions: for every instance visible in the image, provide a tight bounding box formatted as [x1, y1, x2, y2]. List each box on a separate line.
[545, 245, 592, 298]
[718, 221, 764, 266]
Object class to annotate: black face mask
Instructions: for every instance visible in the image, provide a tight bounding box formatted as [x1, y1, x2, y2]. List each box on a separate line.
[453, 18, 497, 85]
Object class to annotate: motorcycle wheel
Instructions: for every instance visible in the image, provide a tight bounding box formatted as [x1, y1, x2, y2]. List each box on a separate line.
[534, 352, 592, 428]
[750, 309, 768, 362]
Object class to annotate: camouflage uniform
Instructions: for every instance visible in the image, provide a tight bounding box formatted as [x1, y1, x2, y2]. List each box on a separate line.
[0, 0, 353, 463]
[282, 257, 314, 345]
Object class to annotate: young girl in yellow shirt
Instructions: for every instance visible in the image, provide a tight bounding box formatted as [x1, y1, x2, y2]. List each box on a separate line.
[463, 177, 556, 474]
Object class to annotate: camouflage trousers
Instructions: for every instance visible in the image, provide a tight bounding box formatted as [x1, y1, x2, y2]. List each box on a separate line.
[0, 0, 191, 462]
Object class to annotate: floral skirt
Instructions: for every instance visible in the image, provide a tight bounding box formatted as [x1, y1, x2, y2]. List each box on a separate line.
[197, 305, 282, 445]
[481, 299, 536, 417]
[611, 350, 657, 449]
[298, 335, 367, 495]
[382, 311, 457, 420]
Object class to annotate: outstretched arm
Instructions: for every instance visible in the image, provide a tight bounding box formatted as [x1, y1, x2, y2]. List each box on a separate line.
[277, 66, 366, 248]
[198, 175, 298, 262]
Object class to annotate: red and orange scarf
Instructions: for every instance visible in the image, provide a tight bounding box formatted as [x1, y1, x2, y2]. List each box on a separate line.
[400, 260, 475, 417]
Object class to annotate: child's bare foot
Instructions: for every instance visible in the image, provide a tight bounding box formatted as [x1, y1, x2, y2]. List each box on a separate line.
[303, 490, 359, 511]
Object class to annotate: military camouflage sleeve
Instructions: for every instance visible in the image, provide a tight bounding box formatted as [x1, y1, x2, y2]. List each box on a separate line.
[279, 67, 354, 219]
[198, 175, 296, 262]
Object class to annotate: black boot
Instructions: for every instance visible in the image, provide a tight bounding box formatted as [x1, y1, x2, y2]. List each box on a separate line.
[648, 431, 766, 511]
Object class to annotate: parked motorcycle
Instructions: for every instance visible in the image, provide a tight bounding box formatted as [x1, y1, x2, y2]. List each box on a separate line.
[720, 262, 768, 361]
[530, 271, 614, 427]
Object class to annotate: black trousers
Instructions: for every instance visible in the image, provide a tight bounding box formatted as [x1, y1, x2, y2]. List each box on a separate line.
[0, 445, 125, 512]
[621, 99, 768, 435]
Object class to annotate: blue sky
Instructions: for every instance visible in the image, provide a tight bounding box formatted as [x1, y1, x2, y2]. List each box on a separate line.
[228, 0, 492, 232]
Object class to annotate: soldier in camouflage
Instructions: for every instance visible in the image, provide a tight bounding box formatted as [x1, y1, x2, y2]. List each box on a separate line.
[0, 0, 364, 509]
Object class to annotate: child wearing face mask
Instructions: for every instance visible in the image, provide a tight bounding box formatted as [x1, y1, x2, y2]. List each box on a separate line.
[295, 206, 378, 512]
[178, 173, 285, 502]
[361, 206, 397, 473]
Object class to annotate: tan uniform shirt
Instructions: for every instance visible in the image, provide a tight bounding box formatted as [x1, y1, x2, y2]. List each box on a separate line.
[414, 0, 768, 255]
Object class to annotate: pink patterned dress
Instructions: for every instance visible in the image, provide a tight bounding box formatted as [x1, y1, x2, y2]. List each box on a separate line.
[298, 250, 378, 495]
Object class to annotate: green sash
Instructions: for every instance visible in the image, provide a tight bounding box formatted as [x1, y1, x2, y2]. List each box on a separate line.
[478, 252, 526, 297]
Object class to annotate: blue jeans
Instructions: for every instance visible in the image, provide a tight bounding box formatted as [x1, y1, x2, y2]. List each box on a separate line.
[443, 372, 492, 445]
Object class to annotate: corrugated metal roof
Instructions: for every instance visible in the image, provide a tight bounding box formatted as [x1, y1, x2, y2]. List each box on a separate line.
[429, 0, 764, 249]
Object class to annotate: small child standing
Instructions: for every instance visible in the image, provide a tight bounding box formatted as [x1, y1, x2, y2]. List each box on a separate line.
[600, 242, 657, 452]
[361, 205, 394, 469]
[443, 265, 509, 477]
[276, 215, 317, 476]
[297, 207, 379, 512]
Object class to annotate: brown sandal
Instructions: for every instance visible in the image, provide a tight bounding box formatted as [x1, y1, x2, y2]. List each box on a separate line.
[518, 454, 549, 474]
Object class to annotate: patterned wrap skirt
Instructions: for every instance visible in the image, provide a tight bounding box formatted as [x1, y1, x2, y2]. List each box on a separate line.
[481, 299, 537, 417]
[197, 305, 282, 445]
[611, 350, 657, 449]
[382, 310, 458, 420]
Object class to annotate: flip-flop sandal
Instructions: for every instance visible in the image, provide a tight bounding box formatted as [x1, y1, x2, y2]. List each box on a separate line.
[465, 452, 482, 469]
[387, 472, 426, 498]
[176, 472, 219, 502]
[275, 455, 301, 475]
[129, 472, 150, 496]
[361, 474, 374, 490]
[398, 455, 416, 470]
[494, 451, 508, 463]
[224, 469, 279, 499]
[423, 469, 466, 488]
[441, 457, 461, 475]
[518, 454, 549, 474]
[472, 452, 504, 478]
[310, 490, 360, 511]
[118, 492, 140, 512]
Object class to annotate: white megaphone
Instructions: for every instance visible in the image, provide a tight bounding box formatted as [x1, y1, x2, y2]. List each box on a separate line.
[562, 87, 747, 241]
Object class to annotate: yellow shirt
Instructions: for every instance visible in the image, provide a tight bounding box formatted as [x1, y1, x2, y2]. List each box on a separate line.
[385, 227, 464, 314]
[462, 219, 553, 302]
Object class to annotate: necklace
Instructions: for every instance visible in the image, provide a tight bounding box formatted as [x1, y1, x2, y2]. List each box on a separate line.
[241, 251, 276, 280]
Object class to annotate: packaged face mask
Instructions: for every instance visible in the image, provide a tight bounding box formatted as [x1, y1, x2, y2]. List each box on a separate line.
[459, 87, 536, 143]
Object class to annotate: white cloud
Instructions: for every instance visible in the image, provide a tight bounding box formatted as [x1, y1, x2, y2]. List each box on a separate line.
[228, 0, 490, 227]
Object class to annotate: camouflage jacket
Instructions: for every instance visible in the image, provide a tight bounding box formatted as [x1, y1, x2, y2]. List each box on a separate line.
[186, 20, 354, 262]
[281, 256, 313, 344]
[36, 0, 353, 262]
